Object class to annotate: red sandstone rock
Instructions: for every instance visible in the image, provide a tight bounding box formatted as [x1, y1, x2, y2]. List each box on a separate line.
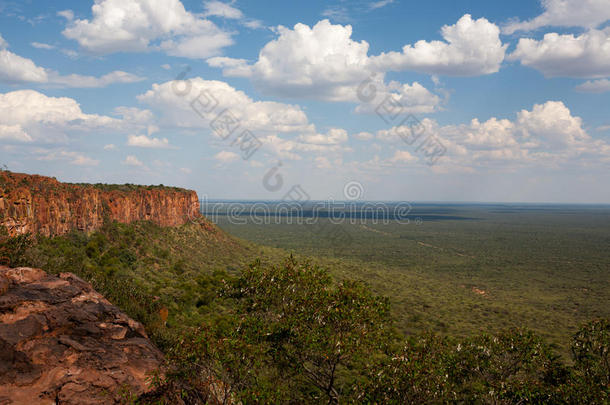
[0, 266, 164, 404]
[0, 171, 200, 236]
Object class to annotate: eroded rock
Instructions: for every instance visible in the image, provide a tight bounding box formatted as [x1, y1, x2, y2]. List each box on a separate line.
[0, 171, 201, 237]
[0, 266, 164, 404]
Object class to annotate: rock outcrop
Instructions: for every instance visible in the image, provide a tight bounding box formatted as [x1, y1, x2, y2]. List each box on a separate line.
[0, 171, 200, 236]
[0, 266, 164, 404]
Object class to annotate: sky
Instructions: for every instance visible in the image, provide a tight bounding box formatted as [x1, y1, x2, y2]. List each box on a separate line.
[0, 0, 609, 203]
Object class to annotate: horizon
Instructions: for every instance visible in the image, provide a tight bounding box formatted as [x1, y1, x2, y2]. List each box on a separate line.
[1, 0, 610, 203]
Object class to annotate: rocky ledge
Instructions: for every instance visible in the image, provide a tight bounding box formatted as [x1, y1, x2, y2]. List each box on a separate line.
[0, 266, 163, 404]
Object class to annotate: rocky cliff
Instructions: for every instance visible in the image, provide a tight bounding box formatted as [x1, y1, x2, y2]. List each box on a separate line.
[0, 171, 200, 236]
[0, 266, 164, 404]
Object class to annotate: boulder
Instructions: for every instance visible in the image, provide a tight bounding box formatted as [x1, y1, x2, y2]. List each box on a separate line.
[0, 266, 164, 404]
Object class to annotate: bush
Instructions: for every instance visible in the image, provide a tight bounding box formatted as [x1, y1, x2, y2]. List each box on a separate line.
[0, 227, 32, 267]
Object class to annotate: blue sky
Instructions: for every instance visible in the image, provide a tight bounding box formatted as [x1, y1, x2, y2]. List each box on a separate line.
[1, 0, 609, 202]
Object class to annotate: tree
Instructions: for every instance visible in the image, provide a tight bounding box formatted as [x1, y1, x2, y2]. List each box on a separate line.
[164, 256, 393, 403]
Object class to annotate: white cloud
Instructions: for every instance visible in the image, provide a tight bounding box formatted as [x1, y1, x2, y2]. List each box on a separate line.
[504, 0, 610, 34]
[213, 19, 373, 101]
[137, 77, 312, 134]
[0, 124, 32, 142]
[243, 20, 264, 29]
[48, 70, 145, 88]
[214, 150, 239, 163]
[0, 41, 144, 87]
[123, 155, 144, 167]
[509, 28, 610, 78]
[368, 100, 610, 172]
[161, 64, 171, 70]
[0, 90, 119, 143]
[63, 0, 233, 59]
[0, 49, 48, 83]
[389, 150, 416, 163]
[353, 131, 374, 141]
[61, 49, 79, 59]
[385, 100, 610, 170]
[208, 16, 494, 108]
[103, 143, 116, 150]
[355, 80, 443, 114]
[179, 167, 192, 174]
[57, 10, 74, 21]
[31, 42, 55, 50]
[515, 100, 589, 149]
[369, 0, 394, 10]
[0, 34, 7, 49]
[299, 128, 348, 145]
[371, 14, 507, 76]
[575, 79, 610, 93]
[204, 1, 243, 19]
[127, 134, 171, 148]
[36, 149, 99, 166]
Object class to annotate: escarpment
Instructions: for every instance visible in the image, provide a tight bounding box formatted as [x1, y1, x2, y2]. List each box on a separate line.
[0, 171, 200, 236]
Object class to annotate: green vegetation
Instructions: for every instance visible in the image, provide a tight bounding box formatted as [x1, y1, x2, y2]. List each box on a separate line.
[147, 259, 608, 404]
[71, 182, 187, 192]
[1, 207, 608, 403]
[215, 204, 610, 353]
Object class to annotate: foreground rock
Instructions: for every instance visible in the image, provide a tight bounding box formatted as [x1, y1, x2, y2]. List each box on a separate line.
[0, 266, 164, 404]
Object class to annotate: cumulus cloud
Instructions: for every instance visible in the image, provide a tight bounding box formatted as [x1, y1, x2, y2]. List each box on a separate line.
[208, 16, 496, 109]
[0, 124, 32, 142]
[0, 40, 144, 87]
[214, 150, 239, 163]
[299, 128, 348, 145]
[575, 79, 610, 93]
[355, 80, 443, 115]
[0, 89, 119, 143]
[123, 155, 144, 167]
[504, 0, 610, 34]
[0, 35, 6, 49]
[509, 28, 610, 78]
[103, 144, 116, 150]
[137, 77, 313, 134]
[0, 49, 48, 83]
[353, 131, 374, 141]
[388, 150, 416, 163]
[213, 19, 374, 101]
[127, 134, 172, 148]
[376, 100, 609, 169]
[371, 14, 507, 76]
[63, 0, 233, 59]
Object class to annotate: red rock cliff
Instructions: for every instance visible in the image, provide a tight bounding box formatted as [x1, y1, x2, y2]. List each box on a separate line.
[0, 171, 200, 236]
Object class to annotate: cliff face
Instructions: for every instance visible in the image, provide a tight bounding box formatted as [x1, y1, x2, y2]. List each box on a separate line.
[0, 266, 164, 404]
[0, 171, 200, 236]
